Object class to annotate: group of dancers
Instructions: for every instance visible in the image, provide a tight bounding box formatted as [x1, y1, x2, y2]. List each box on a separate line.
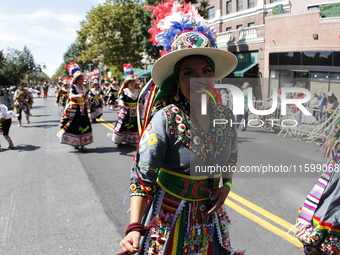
[56, 62, 143, 152]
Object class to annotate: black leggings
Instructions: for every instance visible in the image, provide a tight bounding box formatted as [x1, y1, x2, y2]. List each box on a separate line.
[1, 118, 11, 136]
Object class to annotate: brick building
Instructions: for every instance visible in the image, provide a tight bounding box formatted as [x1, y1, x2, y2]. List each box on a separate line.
[206, 0, 340, 99]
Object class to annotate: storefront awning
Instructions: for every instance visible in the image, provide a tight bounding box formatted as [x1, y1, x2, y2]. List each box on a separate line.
[138, 70, 151, 78]
[231, 61, 258, 77]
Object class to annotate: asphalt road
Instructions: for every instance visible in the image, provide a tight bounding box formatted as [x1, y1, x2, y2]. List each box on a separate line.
[0, 90, 327, 255]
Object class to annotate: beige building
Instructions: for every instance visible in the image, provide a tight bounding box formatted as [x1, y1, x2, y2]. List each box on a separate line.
[206, 0, 340, 99]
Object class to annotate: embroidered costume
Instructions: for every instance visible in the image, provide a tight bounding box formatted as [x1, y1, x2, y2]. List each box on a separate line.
[130, 100, 243, 255]
[111, 87, 140, 145]
[106, 83, 120, 110]
[56, 86, 69, 112]
[13, 86, 32, 126]
[58, 82, 93, 147]
[88, 87, 104, 122]
[295, 119, 340, 255]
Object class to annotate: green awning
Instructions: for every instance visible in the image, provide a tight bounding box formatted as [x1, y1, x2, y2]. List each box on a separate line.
[138, 70, 151, 78]
[231, 61, 258, 77]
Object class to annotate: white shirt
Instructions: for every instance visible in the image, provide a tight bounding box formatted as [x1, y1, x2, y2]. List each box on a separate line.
[0, 104, 14, 119]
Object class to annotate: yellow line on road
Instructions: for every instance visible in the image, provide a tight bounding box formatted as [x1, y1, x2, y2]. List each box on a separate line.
[228, 192, 294, 231]
[99, 117, 302, 249]
[98, 118, 114, 131]
[225, 199, 303, 248]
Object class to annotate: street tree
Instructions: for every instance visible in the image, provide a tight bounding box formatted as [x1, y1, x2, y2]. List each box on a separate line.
[0, 46, 35, 86]
[77, 0, 142, 71]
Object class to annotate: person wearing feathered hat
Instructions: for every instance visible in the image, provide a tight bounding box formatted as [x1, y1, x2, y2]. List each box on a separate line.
[118, 1, 244, 255]
[88, 75, 104, 123]
[109, 64, 140, 146]
[57, 62, 93, 152]
[105, 76, 120, 111]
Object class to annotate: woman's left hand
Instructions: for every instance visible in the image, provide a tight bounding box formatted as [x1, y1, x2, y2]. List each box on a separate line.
[207, 185, 231, 215]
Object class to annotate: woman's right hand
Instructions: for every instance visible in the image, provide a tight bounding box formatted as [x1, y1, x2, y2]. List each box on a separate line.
[119, 231, 142, 254]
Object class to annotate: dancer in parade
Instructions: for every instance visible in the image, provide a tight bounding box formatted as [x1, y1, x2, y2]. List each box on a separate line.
[110, 64, 140, 146]
[56, 78, 70, 113]
[102, 77, 111, 106]
[118, 1, 244, 254]
[295, 109, 340, 255]
[13, 83, 33, 127]
[105, 77, 120, 111]
[0, 102, 15, 149]
[88, 78, 104, 123]
[57, 62, 93, 152]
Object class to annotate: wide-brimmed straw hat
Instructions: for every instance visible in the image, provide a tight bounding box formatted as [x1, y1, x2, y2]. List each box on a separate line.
[147, 0, 237, 88]
[152, 33, 237, 87]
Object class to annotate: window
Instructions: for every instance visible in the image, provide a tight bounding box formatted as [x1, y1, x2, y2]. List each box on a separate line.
[248, 0, 255, 8]
[237, 0, 243, 11]
[226, 1, 232, 14]
[226, 27, 232, 32]
[236, 25, 243, 30]
[248, 22, 255, 27]
[308, 5, 319, 11]
[270, 0, 278, 3]
[208, 7, 215, 20]
[278, 52, 302, 65]
[302, 51, 332, 66]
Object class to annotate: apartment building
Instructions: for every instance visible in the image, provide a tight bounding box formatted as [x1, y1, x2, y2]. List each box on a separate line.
[206, 0, 340, 99]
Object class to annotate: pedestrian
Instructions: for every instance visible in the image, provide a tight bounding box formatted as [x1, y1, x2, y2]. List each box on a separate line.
[13, 83, 32, 127]
[324, 92, 339, 120]
[118, 1, 244, 254]
[106, 77, 120, 111]
[42, 82, 49, 100]
[57, 62, 93, 152]
[110, 67, 140, 146]
[0, 103, 15, 149]
[56, 78, 69, 112]
[291, 92, 306, 140]
[310, 93, 319, 119]
[87, 78, 104, 123]
[235, 82, 250, 131]
[295, 118, 340, 255]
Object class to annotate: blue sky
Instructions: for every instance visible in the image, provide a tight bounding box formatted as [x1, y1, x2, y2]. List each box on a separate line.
[0, 0, 106, 77]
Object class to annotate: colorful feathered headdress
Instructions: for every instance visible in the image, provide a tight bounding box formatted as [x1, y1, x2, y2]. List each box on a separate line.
[64, 62, 83, 84]
[145, 0, 237, 87]
[58, 76, 64, 83]
[123, 63, 134, 77]
[145, 0, 217, 56]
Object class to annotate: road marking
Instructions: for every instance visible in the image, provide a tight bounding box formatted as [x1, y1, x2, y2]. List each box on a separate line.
[228, 192, 294, 231]
[225, 199, 302, 248]
[99, 117, 303, 249]
[97, 118, 114, 131]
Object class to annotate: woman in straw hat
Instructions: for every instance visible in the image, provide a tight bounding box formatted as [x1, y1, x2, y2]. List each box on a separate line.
[57, 62, 93, 152]
[110, 64, 140, 146]
[88, 78, 104, 123]
[118, 1, 244, 254]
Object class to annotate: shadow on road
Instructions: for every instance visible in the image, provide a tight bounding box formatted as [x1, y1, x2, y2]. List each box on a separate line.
[14, 144, 41, 151]
[71, 145, 137, 155]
